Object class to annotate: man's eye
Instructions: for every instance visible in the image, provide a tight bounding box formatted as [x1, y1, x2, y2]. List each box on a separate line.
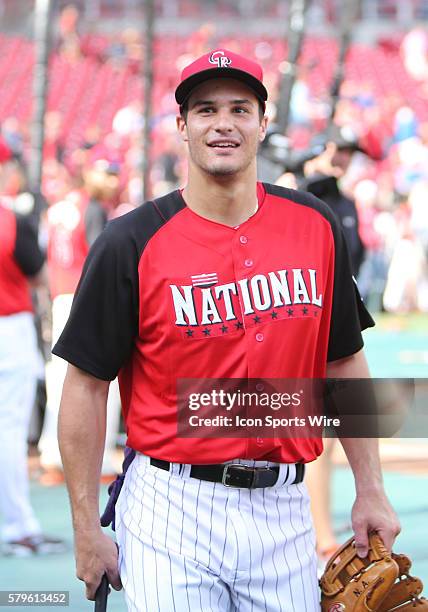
[199, 107, 215, 113]
[233, 107, 248, 113]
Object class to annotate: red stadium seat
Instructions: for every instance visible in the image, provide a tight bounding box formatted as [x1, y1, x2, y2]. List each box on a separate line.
[0, 32, 427, 152]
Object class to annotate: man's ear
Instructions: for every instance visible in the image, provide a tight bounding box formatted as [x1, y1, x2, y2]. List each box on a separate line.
[176, 114, 189, 142]
[259, 116, 269, 143]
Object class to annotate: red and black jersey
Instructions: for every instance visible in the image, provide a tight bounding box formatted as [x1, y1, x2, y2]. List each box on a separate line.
[53, 183, 374, 464]
[0, 203, 45, 315]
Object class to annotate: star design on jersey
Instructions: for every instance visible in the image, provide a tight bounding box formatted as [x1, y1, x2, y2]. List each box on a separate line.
[302, 306, 308, 315]
[221, 325, 228, 333]
[186, 329, 194, 337]
[202, 328, 211, 336]
[253, 315, 261, 324]
[271, 311, 278, 319]
[235, 321, 243, 330]
[287, 308, 294, 317]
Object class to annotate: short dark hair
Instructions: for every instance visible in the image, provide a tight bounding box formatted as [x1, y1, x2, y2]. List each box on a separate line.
[179, 99, 265, 123]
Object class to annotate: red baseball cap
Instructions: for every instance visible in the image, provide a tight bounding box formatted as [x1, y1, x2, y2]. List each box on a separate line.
[175, 48, 268, 108]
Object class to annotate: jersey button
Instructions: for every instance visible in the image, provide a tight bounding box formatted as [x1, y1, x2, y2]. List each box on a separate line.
[256, 383, 264, 392]
[255, 332, 264, 342]
[256, 437, 264, 445]
[240, 235, 248, 244]
[244, 258, 253, 267]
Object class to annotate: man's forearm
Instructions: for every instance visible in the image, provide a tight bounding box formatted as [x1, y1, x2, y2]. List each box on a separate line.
[326, 349, 384, 491]
[326, 349, 400, 552]
[339, 437, 383, 494]
[58, 364, 110, 532]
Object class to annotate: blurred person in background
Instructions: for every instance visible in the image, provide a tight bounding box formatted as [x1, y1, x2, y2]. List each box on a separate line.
[354, 179, 393, 312]
[0, 156, 52, 466]
[1, 117, 26, 166]
[121, 28, 144, 74]
[56, 3, 81, 59]
[0, 151, 65, 553]
[0, 159, 29, 200]
[186, 22, 216, 57]
[383, 182, 428, 313]
[112, 100, 144, 138]
[41, 159, 73, 208]
[400, 26, 428, 82]
[389, 112, 428, 195]
[409, 180, 428, 261]
[150, 130, 182, 195]
[392, 106, 418, 144]
[43, 111, 66, 165]
[407, 182, 428, 313]
[301, 125, 366, 276]
[289, 65, 317, 129]
[119, 168, 143, 209]
[39, 165, 118, 484]
[102, 28, 143, 73]
[104, 32, 129, 70]
[65, 125, 103, 181]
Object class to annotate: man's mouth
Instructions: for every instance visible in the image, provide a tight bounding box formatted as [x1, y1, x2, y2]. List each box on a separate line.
[207, 141, 240, 149]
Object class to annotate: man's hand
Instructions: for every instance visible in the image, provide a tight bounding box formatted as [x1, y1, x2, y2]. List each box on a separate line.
[351, 489, 401, 558]
[74, 528, 122, 600]
[327, 351, 401, 559]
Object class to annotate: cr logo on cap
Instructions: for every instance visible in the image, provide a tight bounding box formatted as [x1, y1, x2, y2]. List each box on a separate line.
[209, 50, 232, 68]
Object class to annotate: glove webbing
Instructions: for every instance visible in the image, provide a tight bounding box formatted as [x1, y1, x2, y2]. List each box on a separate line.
[377, 553, 428, 612]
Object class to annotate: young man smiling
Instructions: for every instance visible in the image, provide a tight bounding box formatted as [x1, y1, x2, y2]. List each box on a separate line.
[55, 49, 399, 611]
[177, 77, 267, 228]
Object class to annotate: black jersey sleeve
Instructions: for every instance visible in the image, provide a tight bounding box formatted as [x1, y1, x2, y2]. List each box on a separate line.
[263, 184, 374, 362]
[326, 204, 375, 362]
[14, 213, 45, 276]
[52, 218, 140, 380]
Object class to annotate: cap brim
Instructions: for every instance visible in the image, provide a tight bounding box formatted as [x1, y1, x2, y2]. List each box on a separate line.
[175, 67, 268, 106]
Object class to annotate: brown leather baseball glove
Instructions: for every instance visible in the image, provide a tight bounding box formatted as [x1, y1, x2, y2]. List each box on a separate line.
[319, 533, 428, 611]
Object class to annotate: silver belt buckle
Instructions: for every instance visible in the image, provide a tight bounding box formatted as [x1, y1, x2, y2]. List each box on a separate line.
[221, 463, 251, 487]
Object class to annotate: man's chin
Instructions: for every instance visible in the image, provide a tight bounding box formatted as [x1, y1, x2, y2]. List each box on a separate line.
[205, 163, 241, 177]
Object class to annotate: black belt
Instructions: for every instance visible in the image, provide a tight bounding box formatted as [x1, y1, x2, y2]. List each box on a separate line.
[150, 458, 305, 489]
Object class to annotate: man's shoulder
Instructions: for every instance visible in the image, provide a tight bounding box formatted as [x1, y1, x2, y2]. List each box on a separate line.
[263, 182, 336, 225]
[104, 190, 185, 248]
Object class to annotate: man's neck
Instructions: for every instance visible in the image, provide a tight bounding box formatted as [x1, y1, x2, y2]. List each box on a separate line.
[182, 166, 259, 227]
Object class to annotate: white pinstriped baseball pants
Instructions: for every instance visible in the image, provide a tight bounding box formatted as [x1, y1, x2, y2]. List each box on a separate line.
[0, 312, 41, 542]
[116, 453, 321, 612]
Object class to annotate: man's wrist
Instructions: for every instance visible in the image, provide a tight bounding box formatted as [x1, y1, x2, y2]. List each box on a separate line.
[355, 481, 385, 496]
[72, 510, 102, 533]
[73, 524, 103, 537]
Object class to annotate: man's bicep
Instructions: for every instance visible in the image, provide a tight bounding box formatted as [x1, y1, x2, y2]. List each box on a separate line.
[326, 348, 371, 378]
[64, 363, 111, 396]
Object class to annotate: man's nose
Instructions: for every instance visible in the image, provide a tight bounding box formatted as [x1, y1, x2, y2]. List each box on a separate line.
[213, 109, 234, 132]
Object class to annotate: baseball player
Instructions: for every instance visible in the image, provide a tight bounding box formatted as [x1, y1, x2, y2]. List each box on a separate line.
[0, 199, 65, 555]
[55, 49, 400, 610]
[40, 169, 120, 484]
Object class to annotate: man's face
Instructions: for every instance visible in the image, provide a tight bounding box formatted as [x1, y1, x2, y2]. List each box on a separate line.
[330, 146, 354, 176]
[177, 78, 267, 178]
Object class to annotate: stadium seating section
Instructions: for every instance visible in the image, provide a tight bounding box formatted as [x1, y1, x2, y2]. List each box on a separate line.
[0, 33, 426, 151]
